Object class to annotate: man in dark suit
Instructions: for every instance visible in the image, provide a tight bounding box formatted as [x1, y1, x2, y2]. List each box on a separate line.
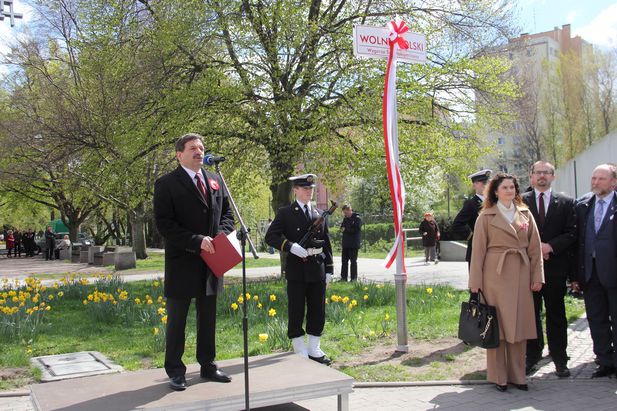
[153, 133, 235, 391]
[451, 169, 491, 267]
[265, 174, 334, 365]
[572, 164, 617, 378]
[523, 161, 576, 377]
[340, 204, 362, 281]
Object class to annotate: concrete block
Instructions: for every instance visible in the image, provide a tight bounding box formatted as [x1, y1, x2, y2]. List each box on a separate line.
[438, 241, 467, 261]
[87, 246, 104, 265]
[114, 251, 136, 270]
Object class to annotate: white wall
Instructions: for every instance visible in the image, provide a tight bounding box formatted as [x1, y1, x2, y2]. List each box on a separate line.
[553, 130, 617, 198]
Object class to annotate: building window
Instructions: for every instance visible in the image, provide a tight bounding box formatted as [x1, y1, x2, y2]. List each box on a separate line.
[499, 164, 508, 172]
[497, 137, 506, 145]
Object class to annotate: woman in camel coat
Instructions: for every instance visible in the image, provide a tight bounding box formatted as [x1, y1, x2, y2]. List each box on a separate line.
[469, 173, 544, 392]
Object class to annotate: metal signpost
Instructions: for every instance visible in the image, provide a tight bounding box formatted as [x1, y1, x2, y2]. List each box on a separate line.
[353, 21, 427, 352]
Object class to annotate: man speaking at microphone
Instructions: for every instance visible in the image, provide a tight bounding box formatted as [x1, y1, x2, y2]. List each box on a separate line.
[153, 133, 235, 391]
[265, 174, 334, 365]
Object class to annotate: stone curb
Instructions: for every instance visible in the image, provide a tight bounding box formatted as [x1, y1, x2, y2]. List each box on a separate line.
[0, 390, 30, 397]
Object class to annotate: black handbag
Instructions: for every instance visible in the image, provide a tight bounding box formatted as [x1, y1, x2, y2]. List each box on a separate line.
[458, 289, 500, 349]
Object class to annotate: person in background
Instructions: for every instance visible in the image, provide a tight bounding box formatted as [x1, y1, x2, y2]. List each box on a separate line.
[419, 212, 440, 265]
[469, 173, 544, 392]
[22, 229, 35, 257]
[452, 169, 492, 268]
[6, 230, 15, 258]
[340, 204, 362, 281]
[44, 226, 55, 261]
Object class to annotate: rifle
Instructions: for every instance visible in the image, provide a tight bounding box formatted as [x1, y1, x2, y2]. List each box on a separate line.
[298, 201, 338, 248]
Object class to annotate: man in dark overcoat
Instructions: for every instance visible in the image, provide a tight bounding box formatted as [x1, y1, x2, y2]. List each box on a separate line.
[451, 169, 491, 267]
[572, 164, 617, 379]
[523, 161, 576, 377]
[265, 173, 334, 365]
[153, 133, 235, 391]
[340, 204, 362, 281]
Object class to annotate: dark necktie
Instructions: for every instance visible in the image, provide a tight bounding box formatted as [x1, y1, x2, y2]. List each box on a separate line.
[304, 204, 311, 221]
[195, 173, 207, 199]
[538, 192, 545, 227]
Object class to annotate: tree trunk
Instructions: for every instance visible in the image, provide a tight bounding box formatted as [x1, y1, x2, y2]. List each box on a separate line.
[270, 179, 293, 279]
[130, 203, 148, 259]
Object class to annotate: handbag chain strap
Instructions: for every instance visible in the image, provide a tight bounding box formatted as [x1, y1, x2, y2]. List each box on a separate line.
[480, 315, 493, 339]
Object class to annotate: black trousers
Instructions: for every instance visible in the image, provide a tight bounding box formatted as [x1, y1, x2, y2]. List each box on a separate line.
[164, 295, 217, 378]
[583, 264, 617, 368]
[341, 248, 359, 281]
[45, 245, 54, 260]
[526, 276, 568, 365]
[286, 279, 326, 339]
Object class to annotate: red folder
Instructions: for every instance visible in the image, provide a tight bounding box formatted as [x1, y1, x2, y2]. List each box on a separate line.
[200, 231, 243, 278]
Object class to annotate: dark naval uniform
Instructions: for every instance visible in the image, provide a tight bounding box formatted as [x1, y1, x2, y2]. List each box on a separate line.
[451, 169, 491, 266]
[265, 200, 333, 338]
[451, 194, 483, 264]
[265, 173, 334, 365]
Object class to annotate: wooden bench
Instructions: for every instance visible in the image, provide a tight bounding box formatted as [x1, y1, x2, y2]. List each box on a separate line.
[30, 352, 354, 410]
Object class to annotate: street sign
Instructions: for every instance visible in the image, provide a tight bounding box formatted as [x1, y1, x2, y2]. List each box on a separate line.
[353, 24, 427, 64]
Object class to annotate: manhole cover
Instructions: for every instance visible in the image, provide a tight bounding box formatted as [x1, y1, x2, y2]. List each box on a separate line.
[31, 351, 123, 382]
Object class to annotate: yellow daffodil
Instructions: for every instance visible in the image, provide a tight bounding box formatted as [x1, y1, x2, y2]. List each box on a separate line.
[268, 308, 276, 317]
[134, 298, 141, 304]
[161, 315, 168, 324]
[253, 295, 259, 301]
[257, 303, 262, 309]
[153, 281, 160, 287]
[231, 303, 239, 311]
[245, 293, 251, 300]
[258, 333, 268, 342]
[426, 287, 433, 295]
[342, 296, 349, 304]
[269, 294, 276, 302]
[363, 294, 369, 301]
[157, 307, 166, 315]
[237, 296, 244, 304]
[384, 313, 390, 321]
[351, 299, 358, 306]
[153, 328, 159, 335]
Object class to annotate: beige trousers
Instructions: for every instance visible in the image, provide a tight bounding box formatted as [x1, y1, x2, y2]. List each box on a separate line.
[486, 340, 526, 385]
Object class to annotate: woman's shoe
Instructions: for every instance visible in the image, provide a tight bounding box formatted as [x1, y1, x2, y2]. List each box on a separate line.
[509, 383, 528, 391]
[495, 384, 508, 392]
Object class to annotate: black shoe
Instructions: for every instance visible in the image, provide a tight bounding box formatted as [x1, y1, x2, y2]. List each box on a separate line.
[555, 364, 571, 378]
[509, 382, 528, 391]
[169, 376, 187, 391]
[495, 384, 507, 392]
[525, 363, 537, 376]
[200, 367, 232, 383]
[591, 365, 615, 378]
[309, 355, 332, 366]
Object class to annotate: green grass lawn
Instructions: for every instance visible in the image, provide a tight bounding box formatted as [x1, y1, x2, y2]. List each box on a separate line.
[0, 276, 586, 390]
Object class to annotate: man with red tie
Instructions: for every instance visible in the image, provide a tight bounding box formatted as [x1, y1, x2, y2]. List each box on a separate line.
[523, 161, 576, 377]
[153, 133, 235, 391]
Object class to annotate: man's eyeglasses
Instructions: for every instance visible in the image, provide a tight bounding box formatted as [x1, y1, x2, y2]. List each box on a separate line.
[532, 171, 553, 176]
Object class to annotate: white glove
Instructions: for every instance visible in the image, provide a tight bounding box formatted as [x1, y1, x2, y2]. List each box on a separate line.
[326, 273, 332, 285]
[290, 243, 308, 258]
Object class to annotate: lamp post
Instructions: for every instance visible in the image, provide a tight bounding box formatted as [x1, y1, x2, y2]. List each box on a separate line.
[1, 0, 23, 27]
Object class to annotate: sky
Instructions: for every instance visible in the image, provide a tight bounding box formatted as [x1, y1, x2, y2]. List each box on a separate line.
[518, 0, 617, 48]
[1, 0, 617, 63]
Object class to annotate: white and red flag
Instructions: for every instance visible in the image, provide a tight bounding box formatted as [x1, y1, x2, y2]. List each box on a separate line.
[383, 20, 409, 272]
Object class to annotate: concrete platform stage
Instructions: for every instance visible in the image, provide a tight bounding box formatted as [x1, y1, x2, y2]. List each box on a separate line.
[30, 353, 354, 411]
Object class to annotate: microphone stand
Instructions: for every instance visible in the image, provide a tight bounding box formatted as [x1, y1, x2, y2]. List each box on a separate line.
[214, 162, 259, 411]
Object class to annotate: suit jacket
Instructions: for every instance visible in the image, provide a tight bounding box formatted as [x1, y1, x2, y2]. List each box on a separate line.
[265, 201, 334, 282]
[575, 192, 617, 288]
[522, 190, 577, 281]
[153, 166, 235, 298]
[451, 195, 483, 262]
[341, 212, 362, 249]
[469, 205, 544, 343]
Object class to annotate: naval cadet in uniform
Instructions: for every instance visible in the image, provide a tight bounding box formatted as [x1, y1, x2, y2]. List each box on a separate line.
[452, 169, 492, 268]
[265, 173, 334, 365]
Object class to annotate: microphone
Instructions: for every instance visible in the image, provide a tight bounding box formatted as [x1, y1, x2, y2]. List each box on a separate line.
[203, 154, 226, 166]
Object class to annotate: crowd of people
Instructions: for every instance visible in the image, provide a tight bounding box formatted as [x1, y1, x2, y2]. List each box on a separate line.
[2, 226, 71, 260]
[453, 162, 617, 393]
[2, 228, 38, 257]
